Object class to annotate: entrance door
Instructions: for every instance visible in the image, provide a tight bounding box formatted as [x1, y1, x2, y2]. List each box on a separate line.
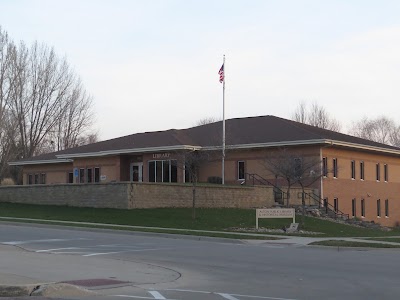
[130, 163, 143, 182]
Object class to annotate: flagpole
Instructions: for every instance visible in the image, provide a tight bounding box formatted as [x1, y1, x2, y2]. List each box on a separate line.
[222, 55, 226, 185]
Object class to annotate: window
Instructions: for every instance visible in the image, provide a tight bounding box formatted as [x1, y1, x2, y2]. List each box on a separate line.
[352, 198, 356, 217]
[79, 168, 85, 183]
[377, 199, 381, 217]
[148, 160, 178, 183]
[28, 174, 33, 185]
[322, 157, 328, 177]
[360, 161, 365, 180]
[94, 167, 100, 183]
[385, 199, 389, 217]
[68, 172, 74, 183]
[334, 198, 338, 212]
[376, 163, 380, 181]
[34, 174, 39, 184]
[351, 160, 355, 179]
[361, 199, 365, 217]
[87, 168, 93, 183]
[40, 173, 46, 184]
[238, 161, 245, 180]
[333, 158, 338, 178]
[384, 164, 388, 182]
[294, 158, 302, 178]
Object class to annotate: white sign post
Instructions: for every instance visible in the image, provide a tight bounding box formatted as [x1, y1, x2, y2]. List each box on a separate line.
[256, 208, 296, 229]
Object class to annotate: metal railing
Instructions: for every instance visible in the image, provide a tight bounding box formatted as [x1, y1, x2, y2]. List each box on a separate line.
[304, 191, 349, 220]
[244, 173, 285, 205]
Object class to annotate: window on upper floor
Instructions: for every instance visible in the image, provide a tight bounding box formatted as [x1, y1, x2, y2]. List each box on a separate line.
[333, 158, 338, 178]
[376, 163, 380, 181]
[351, 160, 355, 179]
[384, 164, 388, 182]
[322, 157, 328, 177]
[360, 161, 365, 180]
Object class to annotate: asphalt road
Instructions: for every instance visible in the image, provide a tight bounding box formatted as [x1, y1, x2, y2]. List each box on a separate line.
[1, 223, 400, 300]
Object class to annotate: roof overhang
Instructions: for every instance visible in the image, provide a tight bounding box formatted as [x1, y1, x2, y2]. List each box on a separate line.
[8, 158, 73, 166]
[55, 145, 202, 159]
[202, 139, 327, 151]
[325, 140, 400, 156]
[10, 139, 400, 166]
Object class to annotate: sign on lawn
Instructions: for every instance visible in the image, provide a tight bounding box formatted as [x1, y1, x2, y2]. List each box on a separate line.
[256, 208, 295, 229]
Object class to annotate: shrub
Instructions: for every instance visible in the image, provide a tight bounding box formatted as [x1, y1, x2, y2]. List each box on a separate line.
[1, 178, 15, 185]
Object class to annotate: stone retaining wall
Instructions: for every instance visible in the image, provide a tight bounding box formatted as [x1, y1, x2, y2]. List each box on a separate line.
[0, 183, 275, 209]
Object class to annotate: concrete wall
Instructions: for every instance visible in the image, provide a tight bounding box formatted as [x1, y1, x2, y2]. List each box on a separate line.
[0, 183, 275, 210]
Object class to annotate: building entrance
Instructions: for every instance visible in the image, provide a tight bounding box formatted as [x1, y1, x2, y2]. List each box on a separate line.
[130, 162, 143, 182]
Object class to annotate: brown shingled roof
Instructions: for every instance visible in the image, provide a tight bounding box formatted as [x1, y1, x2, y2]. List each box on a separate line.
[12, 115, 400, 164]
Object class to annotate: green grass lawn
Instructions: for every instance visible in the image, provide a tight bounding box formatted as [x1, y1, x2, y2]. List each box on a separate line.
[0, 202, 399, 238]
[364, 237, 400, 243]
[309, 240, 400, 248]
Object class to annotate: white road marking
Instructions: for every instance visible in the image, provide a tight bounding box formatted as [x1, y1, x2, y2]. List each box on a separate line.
[113, 296, 170, 299]
[164, 288, 210, 294]
[36, 247, 83, 253]
[162, 289, 299, 300]
[218, 293, 240, 300]
[2, 238, 87, 245]
[83, 248, 172, 257]
[51, 251, 89, 254]
[230, 293, 299, 300]
[148, 291, 166, 299]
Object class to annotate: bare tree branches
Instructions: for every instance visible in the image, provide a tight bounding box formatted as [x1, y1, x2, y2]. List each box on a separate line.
[0, 27, 96, 181]
[264, 148, 322, 207]
[292, 101, 341, 132]
[350, 116, 400, 146]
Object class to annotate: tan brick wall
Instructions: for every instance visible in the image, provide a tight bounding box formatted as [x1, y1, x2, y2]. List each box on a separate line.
[23, 163, 72, 185]
[73, 156, 120, 183]
[322, 147, 400, 227]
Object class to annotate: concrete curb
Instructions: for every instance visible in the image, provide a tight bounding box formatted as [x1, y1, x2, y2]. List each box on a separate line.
[0, 283, 96, 298]
[0, 284, 35, 297]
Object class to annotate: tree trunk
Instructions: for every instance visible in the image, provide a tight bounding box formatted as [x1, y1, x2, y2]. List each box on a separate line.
[192, 182, 196, 220]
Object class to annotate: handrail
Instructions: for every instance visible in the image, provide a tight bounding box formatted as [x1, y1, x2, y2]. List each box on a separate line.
[244, 173, 285, 204]
[244, 173, 279, 188]
[304, 191, 349, 220]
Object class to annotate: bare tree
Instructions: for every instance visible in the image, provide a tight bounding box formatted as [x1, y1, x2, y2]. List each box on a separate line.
[350, 116, 400, 146]
[174, 150, 210, 220]
[264, 148, 322, 208]
[5, 40, 95, 158]
[0, 28, 96, 181]
[292, 101, 341, 132]
[195, 117, 220, 126]
[292, 101, 308, 124]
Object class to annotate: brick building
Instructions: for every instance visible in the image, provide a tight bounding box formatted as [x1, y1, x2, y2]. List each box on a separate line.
[10, 115, 400, 226]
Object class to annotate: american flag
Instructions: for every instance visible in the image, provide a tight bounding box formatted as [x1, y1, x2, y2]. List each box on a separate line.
[218, 64, 224, 83]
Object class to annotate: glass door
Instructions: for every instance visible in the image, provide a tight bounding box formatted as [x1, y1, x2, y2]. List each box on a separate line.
[130, 163, 143, 182]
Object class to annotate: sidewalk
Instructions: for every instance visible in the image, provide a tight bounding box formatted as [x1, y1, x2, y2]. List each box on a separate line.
[1, 216, 400, 247]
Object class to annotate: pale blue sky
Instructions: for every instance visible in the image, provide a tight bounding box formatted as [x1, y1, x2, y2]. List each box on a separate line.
[1, 0, 400, 139]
